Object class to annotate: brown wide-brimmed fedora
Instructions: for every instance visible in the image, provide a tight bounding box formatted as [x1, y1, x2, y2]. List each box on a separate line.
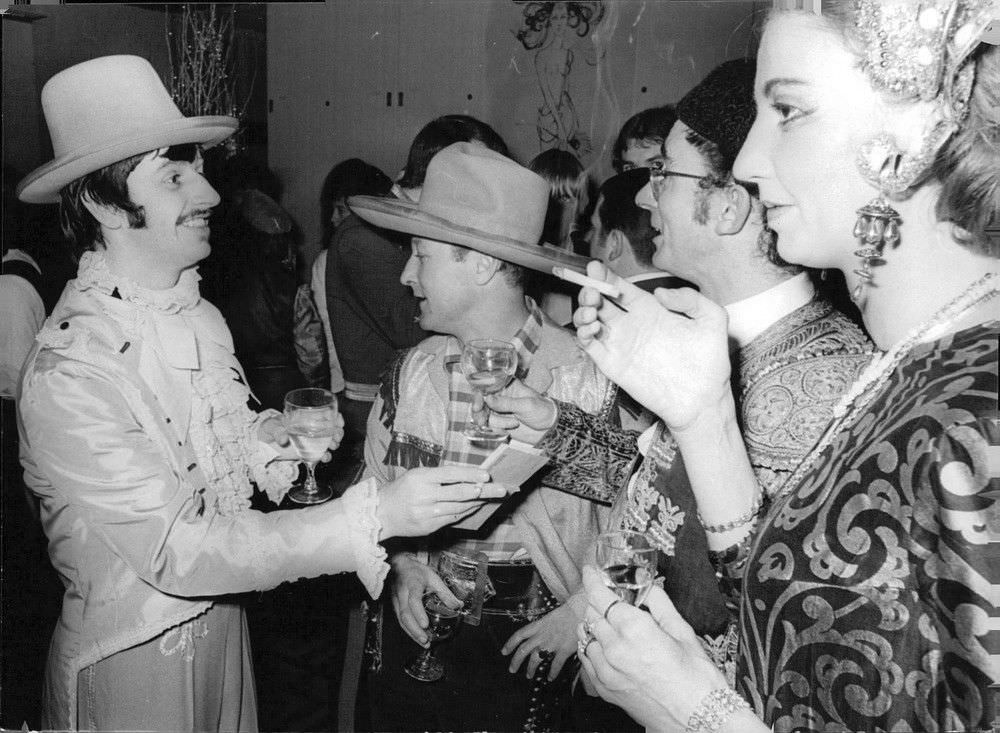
[16, 55, 237, 204]
[348, 142, 590, 275]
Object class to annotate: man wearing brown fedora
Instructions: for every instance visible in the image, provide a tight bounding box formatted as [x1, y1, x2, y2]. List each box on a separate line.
[13, 56, 510, 731]
[349, 141, 615, 731]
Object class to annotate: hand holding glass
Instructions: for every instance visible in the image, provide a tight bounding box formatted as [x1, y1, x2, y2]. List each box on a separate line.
[403, 592, 461, 682]
[595, 530, 657, 606]
[284, 387, 337, 505]
[460, 339, 517, 445]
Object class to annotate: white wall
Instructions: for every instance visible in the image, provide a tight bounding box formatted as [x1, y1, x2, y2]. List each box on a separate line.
[267, 0, 767, 264]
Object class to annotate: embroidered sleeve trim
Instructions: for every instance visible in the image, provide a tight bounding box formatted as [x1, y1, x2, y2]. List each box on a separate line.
[340, 477, 389, 598]
[536, 400, 638, 504]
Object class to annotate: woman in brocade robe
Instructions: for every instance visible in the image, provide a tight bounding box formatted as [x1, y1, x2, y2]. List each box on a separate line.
[570, 3, 999, 732]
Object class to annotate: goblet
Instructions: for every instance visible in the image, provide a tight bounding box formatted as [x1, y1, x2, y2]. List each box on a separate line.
[459, 339, 517, 446]
[403, 593, 461, 682]
[595, 530, 657, 606]
[283, 387, 337, 505]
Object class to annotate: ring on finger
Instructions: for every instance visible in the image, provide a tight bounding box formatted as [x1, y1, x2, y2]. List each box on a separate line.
[474, 482, 483, 499]
[603, 599, 623, 622]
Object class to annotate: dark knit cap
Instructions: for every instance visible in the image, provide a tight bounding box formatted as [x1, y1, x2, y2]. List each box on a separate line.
[676, 58, 757, 167]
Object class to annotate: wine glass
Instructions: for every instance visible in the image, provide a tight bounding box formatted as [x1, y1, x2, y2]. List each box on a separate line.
[595, 530, 657, 606]
[283, 387, 337, 505]
[459, 339, 518, 446]
[403, 592, 461, 682]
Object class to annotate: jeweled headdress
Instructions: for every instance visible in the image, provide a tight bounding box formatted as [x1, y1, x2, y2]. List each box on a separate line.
[852, 0, 995, 193]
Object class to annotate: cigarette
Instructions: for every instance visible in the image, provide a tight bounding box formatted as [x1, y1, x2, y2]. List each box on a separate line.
[551, 266, 622, 299]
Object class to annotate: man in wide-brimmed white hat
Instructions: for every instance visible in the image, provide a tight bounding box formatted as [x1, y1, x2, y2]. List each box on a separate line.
[15, 56, 511, 731]
[348, 141, 617, 732]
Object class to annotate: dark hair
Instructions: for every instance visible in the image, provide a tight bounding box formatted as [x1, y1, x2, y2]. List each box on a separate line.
[320, 158, 392, 247]
[322, 158, 392, 204]
[397, 115, 511, 190]
[58, 144, 199, 256]
[612, 105, 677, 173]
[596, 169, 656, 266]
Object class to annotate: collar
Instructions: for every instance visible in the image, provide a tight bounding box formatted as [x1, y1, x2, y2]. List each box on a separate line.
[509, 297, 544, 379]
[75, 250, 204, 370]
[443, 297, 544, 380]
[75, 250, 201, 314]
[627, 271, 673, 285]
[724, 273, 814, 349]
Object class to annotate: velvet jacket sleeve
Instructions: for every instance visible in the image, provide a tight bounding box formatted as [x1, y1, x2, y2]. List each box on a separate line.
[535, 399, 639, 504]
[19, 354, 388, 599]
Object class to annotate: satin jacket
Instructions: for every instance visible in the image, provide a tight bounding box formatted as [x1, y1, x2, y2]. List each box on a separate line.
[17, 253, 387, 728]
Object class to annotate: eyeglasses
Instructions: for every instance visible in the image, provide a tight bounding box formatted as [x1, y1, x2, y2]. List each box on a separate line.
[649, 169, 707, 198]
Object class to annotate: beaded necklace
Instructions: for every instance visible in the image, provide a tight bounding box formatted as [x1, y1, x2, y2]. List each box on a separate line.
[768, 270, 999, 509]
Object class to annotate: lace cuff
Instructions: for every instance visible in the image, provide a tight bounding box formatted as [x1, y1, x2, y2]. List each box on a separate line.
[249, 410, 298, 504]
[339, 477, 389, 598]
[536, 400, 638, 504]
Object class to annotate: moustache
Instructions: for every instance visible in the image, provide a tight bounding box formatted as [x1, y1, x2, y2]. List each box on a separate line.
[176, 209, 212, 226]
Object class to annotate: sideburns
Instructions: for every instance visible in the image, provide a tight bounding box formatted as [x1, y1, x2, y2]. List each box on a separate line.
[125, 205, 146, 230]
[691, 187, 711, 225]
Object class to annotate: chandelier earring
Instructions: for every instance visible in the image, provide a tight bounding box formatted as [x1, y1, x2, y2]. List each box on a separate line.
[852, 134, 912, 302]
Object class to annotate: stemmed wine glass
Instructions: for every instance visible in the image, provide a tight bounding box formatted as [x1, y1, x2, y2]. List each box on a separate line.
[403, 592, 461, 682]
[595, 530, 657, 606]
[283, 387, 337, 505]
[459, 339, 518, 445]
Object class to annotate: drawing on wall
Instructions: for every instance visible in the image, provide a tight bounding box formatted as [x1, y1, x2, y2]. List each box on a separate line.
[514, 1, 605, 157]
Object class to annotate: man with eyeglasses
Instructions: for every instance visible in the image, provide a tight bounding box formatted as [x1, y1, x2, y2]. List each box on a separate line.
[487, 58, 872, 729]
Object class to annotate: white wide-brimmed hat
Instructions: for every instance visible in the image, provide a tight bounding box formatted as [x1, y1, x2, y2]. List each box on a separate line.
[348, 142, 590, 275]
[16, 55, 237, 204]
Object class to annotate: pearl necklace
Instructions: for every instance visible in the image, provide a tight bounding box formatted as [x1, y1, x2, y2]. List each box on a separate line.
[774, 271, 999, 505]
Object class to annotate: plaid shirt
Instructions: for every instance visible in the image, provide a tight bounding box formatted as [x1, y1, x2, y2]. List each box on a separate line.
[439, 298, 543, 559]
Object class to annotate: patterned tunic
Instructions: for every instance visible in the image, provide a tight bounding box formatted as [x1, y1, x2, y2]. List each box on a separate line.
[740, 323, 998, 732]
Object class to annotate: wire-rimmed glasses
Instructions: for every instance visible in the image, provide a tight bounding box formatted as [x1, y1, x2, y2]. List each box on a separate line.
[649, 169, 707, 198]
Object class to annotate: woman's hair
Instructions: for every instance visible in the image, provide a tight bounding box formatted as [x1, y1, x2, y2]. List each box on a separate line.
[809, 2, 999, 256]
[529, 148, 587, 201]
[397, 115, 511, 190]
[58, 143, 198, 256]
[932, 44, 999, 256]
[528, 148, 591, 249]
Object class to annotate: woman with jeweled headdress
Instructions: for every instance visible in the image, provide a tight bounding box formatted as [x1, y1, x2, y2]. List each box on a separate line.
[569, 1, 998, 731]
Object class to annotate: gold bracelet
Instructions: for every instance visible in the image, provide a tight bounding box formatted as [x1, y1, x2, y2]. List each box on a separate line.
[697, 491, 764, 534]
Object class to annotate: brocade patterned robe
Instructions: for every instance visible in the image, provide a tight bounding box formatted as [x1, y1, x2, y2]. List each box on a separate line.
[740, 322, 999, 732]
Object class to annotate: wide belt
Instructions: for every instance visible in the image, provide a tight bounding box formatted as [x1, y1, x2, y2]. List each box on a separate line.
[434, 550, 556, 624]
